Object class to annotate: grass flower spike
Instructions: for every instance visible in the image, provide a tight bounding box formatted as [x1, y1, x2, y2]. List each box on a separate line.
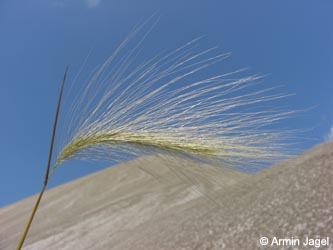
[55, 28, 296, 173]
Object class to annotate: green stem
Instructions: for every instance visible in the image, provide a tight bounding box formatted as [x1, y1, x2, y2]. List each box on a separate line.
[16, 65, 68, 250]
[16, 184, 46, 250]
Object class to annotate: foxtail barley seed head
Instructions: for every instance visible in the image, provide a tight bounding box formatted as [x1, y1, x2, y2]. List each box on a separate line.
[53, 23, 298, 174]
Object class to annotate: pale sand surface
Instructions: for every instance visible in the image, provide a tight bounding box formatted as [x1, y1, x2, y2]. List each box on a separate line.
[1, 142, 332, 250]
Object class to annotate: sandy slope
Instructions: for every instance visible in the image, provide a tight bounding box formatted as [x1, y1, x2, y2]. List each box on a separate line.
[1, 142, 332, 250]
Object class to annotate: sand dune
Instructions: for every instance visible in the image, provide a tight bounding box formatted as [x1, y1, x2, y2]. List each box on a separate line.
[1, 142, 332, 250]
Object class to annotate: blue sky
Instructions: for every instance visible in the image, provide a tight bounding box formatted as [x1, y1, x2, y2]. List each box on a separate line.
[1, 0, 332, 206]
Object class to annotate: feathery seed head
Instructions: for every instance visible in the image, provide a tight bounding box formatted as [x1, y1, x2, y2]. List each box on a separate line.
[53, 23, 299, 174]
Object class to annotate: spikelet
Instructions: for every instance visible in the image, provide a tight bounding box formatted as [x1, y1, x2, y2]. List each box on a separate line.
[53, 23, 297, 174]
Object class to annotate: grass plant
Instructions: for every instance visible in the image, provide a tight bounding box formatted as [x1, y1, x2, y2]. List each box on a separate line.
[17, 21, 298, 249]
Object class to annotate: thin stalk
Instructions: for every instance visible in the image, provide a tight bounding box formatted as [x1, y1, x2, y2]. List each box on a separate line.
[16, 65, 69, 250]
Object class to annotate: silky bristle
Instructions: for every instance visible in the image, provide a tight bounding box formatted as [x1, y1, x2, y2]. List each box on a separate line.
[54, 25, 298, 174]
